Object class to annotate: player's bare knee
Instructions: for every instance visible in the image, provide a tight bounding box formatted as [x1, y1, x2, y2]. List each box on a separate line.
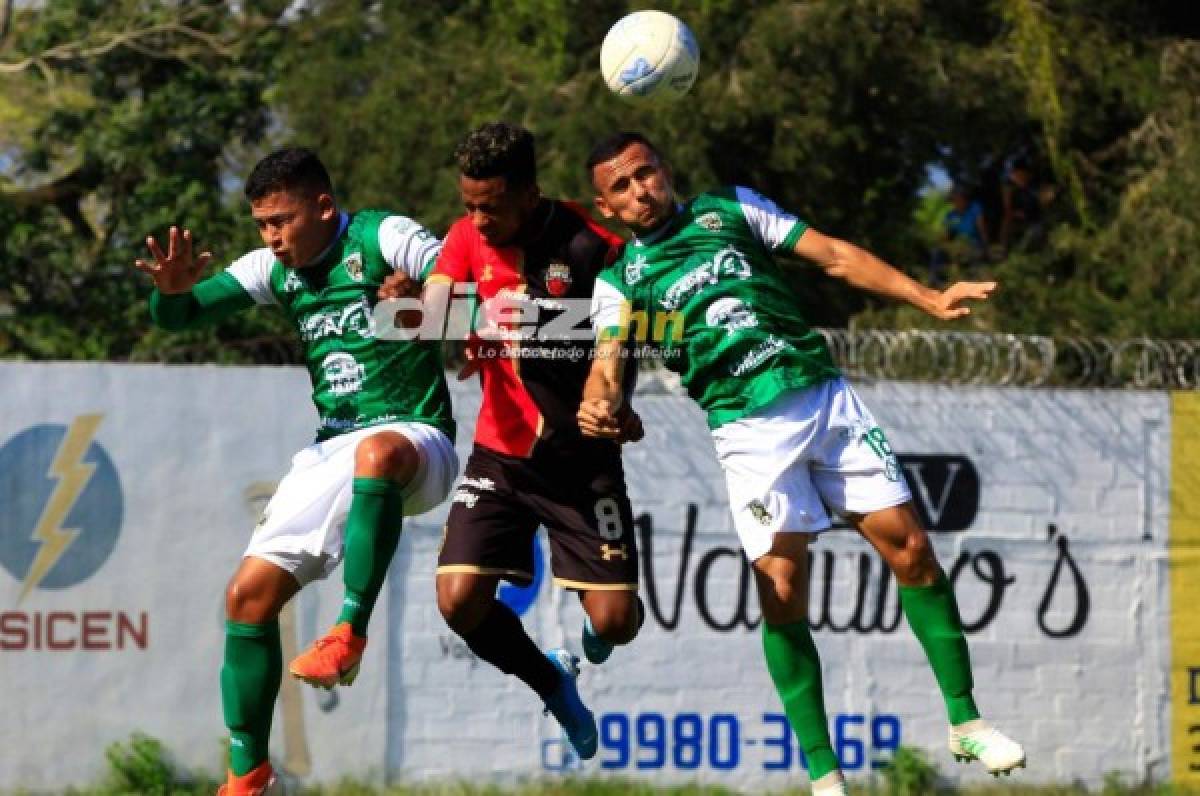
[355, 433, 418, 482]
[890, 533, 939, 586]
[758, 575, 807, 624]
[588, 597, 640, 644]
[225, 577, 275, 623]
[436, 577, 489, 634]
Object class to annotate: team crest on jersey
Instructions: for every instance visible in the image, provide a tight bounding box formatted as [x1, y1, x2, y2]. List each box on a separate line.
[695, 211, 723, 231]
[748, 499, 774, 526]
[624, 254, 647, 286]
[544, 262, 572, 297]
[343, 252, 364, 282]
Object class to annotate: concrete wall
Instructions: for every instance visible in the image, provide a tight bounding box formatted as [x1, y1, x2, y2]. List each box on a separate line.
[0, 363, 1184, 789]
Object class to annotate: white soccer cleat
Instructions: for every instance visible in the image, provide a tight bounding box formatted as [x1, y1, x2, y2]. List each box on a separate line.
[948, 720, 1026, 776]
[810, 770, 848, 795]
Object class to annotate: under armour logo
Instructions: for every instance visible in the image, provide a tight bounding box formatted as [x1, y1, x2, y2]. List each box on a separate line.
[600, 544, 628, 561]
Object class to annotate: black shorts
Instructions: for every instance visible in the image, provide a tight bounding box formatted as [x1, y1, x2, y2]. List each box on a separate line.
[437, 445, 639, 591]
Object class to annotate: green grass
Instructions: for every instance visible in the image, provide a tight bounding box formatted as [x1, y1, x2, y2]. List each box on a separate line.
[6, 735, 1197, 796]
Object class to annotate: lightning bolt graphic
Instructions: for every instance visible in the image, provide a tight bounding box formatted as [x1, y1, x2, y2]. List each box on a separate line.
[18, 414, 104, 603]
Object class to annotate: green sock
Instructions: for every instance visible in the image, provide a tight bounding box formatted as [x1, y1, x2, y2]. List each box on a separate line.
[337, 477, 404, 637]
[220, 620, 281, 776]
[899, 574, 980, 725]
[762, 621, 840, 780]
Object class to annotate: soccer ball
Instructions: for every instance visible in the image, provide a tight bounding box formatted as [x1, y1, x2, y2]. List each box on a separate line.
[600, 10, 700, 101]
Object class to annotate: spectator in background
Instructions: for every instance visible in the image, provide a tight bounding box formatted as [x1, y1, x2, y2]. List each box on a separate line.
[930, 183, 990, 284]
[999, 157, 1045, 254]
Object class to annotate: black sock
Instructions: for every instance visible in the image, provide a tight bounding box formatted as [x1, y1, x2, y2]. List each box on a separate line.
[461, 600, 560, 700]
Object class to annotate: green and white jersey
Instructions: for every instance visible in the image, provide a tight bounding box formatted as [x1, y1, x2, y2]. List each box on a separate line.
[152, 210, 454, 442]
[592, 186, 839, 429]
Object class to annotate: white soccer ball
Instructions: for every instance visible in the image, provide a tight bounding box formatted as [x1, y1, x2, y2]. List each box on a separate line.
[600, 10, 700, 101]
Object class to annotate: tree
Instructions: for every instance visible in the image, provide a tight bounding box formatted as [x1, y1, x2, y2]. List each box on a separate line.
[0, 0, 289, 360]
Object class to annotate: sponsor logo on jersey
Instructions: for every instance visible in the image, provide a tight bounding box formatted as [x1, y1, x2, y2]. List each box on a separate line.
[600, 543, 629, 561]
[624, 254, 647, 286]
[660, 246, 752, 311]
[480, 264, 495, 282]
[460, 476, 496, 492]
[343, 251, 364, 282]
[451, 489, 480, 508]
[695, 211, 723, 231]
[298, 296, 374, 342]
[730, 335, 788, 377]
[544, 262, 572, 297]
[283, 272, 305, 293]
[705, 297, 758, 336]
[321, 351, 366, 396]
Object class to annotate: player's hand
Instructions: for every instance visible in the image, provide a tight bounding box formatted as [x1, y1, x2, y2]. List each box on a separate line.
[927, 280, 997, 320]
[134, 226, 211, 294]
[616, 407, 644, 444]
[379, 271, 424, 329]
[457, 344, 483, 382]
[578, 398, 623, 439]
[378, 271, 419, 301]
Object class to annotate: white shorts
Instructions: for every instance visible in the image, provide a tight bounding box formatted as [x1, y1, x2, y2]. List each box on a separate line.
[711, 378, 912, 561]
[244, 422, 458, 586]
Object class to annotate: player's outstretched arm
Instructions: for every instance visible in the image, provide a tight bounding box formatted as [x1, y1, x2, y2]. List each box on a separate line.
[578, 335, 627, 439]
[136, 226, 257, 331]
[793, 227, 996, 321]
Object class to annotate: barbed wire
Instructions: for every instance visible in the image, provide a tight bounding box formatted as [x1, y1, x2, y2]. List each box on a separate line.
[816, 329, 1200, 388]
[135, 330, 1200, 389]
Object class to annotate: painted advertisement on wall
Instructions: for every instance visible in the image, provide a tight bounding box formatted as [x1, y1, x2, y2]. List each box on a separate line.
[0, 364, 1177, 789]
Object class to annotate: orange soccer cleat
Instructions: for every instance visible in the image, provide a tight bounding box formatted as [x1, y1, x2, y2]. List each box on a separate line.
[216, 760, 283, 796]
[288, 622, 366, 689]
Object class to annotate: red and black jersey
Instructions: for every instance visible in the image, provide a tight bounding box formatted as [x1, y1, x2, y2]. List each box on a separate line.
[430, 199, 634, 459]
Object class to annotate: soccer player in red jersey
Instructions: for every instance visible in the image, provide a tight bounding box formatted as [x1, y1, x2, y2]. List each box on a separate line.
[380, 123, 643, 760]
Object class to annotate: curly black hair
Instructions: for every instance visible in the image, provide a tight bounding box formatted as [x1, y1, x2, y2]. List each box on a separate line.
[455, 122, 537, 189]
[244, 147, 333, 201]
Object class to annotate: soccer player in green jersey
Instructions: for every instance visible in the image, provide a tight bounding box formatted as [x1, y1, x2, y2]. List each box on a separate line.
[577, 133, 1025, 795]
[136, 148, 457, 796]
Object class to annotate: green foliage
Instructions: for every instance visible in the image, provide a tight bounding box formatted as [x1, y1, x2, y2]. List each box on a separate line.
[1, 0, 1197, 359]
[102, 733, 174, 794]
[32, 731, 1200, 795]
[97, 733, 218, 795]
[879, 745, 944, 796]
[0, 1, 285, 361]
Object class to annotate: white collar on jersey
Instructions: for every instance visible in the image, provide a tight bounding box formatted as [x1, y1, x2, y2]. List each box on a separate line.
[301, 211, 350, 267]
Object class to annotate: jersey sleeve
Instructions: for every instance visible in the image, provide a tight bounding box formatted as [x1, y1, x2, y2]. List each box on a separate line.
[735, 185, 809, 252]
[590, 273, 630, 339]
[428, 220, 471, 286]
[149, 271, 259, 331]
[223, 248, 279, 305]
[378, 214, 442, 280]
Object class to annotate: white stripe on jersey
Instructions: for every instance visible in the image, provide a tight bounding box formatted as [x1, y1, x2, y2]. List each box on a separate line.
[224, 248, 278, 306]
[735, 185, 802, 252]
[379, 215, 442, 280]
[591, 278, 627, 334]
